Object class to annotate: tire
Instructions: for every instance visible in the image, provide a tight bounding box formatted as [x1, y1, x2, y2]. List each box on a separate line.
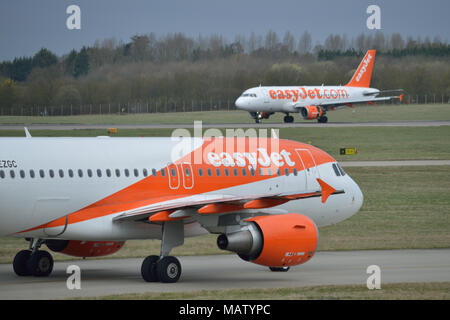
[13, 250, 32, 276]
[269, 266, 290, 272]
[318, 116, 328, 123]
[27, 250, 53, 277]
[156, 256, 182, 283]
[141, 255, 160, 282]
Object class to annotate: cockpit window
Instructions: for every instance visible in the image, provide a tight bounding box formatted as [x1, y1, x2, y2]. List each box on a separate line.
[337, 163, 346, 176]
[241, 93, 257, 98]
[332, 163, 341, 176]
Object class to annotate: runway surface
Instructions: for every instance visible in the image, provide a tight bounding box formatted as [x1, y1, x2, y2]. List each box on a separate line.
[0, 249, 449, 299]
[0, 120, 449, 130]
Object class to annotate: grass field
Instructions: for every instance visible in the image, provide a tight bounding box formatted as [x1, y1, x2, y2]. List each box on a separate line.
[1, 166, 449, 263]
[0, 104, 449, 125]
[89, 282, 450, 300]
[0, 126, 449, 161]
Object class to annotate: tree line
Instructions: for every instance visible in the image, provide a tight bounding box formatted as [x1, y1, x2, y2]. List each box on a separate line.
[0, 31, 449, 110]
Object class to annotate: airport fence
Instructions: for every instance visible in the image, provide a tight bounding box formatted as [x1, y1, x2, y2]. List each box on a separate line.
[0, 95, 449, 117]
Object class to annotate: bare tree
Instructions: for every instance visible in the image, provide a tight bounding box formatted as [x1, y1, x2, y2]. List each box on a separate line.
[297, 31, 312, 54]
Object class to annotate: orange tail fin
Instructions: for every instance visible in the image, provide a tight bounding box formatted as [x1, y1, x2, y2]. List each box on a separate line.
[345, 50, 376, 88]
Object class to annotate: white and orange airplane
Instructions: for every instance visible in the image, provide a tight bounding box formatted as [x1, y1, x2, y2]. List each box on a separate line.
[0, 133, 363, 283]
[235, 50, 403, 123]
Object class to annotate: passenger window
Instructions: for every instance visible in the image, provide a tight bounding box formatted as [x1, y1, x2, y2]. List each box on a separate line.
[40, 169, 45, 178]
[97, 169, 102, 177]
[216, 168, 221, 176]
[10, 170, 15, 178]
[233, 168, 238, 176]
[20, 170, 25, 178]
[143, 169, 148, 177]
[152, 169, 157, 177]
[285, 168, 290, 176]
[293, 168, 298, 176]
[78, 169, 83, 178]
[171, 168, 176, 177]
[106, 169, 111, 177]
[259, 168, 263, 176]
[224, 168, 230, 176]
[87, 169, 93, 177]
[277, 168, 281, 176]
[250, 168, 255, 176]
[185, 168, 190, 177]
[68, 169, 74, 178]
[59, 169, 64, 178]
[49, 169, 55, 178]
[134, 169, 139, 177]
[0, 170, 5, 178]
[198, 168, 203, 177]
[332, 164, 341, 176]
[29, 170, 35, 178]
[161, 169, 166, 177]
[267, 168, 272, 176]
[115, 169, 120, 177]
[241, 168, 247, 176]
[207, 168, 212, 176]
[124, 169, 130, 177]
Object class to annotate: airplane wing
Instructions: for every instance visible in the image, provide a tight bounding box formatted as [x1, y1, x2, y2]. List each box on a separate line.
[113, 178, 344, 222]
[292, 93, 403, 111]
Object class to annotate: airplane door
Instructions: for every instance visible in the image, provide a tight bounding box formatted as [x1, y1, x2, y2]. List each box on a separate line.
[295, 149, 320, 190]
[167, 163, 180, 189]
[181, 163, 194, 189]
[262, 88, 270, 103]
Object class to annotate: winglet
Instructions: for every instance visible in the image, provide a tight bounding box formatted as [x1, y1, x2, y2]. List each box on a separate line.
[316, 178, 336, 203]
[24, 127, 32, 138]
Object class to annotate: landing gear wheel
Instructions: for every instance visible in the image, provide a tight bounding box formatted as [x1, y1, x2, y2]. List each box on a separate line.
[283, 115, 294, 123]
[13, 250, 32, 276]
[269, 266, 290, 272]
[156, 256, 182, 283]
[141, 255, 160, 282]
[27, 250, 53, 277]
[318, 116, 328, 123]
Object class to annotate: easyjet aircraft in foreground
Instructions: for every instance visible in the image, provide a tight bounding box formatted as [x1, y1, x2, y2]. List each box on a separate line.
[0, 133, 363, 283]
[235, 50, 403, 123]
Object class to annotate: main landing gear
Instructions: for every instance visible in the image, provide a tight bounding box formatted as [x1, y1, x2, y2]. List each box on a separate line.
[283, 113, 294, 123]
[141, 220, 184, 283]
[13, 238, 54, 277]
[317, 115, 328, 123]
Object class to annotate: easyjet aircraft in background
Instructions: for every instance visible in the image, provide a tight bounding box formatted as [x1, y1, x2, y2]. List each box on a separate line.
[0, 133, 363, 283]
[235, 50, 403, 123]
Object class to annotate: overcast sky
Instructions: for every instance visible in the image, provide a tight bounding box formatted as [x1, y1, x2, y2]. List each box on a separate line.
[0, 0, 449, 61]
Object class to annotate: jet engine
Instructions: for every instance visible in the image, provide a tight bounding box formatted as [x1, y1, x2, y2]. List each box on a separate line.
[46, 240, 125, 258]
[299, 105, 323, 120]
[217, 213, 318, 267]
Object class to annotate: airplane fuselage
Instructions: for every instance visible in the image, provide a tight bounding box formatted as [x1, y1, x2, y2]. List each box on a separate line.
[0, 137, 363, 241]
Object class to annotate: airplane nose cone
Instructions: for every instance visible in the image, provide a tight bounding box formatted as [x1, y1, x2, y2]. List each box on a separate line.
[351, 180, 364, 215]
[235, 98, 244, 109]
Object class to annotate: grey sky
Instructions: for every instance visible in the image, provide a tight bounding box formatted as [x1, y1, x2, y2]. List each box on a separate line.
[0, 0, 449, 61]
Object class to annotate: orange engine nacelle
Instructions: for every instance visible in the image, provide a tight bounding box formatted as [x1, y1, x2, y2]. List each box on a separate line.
[217, 213, 318, 267]
[300, 105, 323, 120]
[46, 240, 125, 258]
